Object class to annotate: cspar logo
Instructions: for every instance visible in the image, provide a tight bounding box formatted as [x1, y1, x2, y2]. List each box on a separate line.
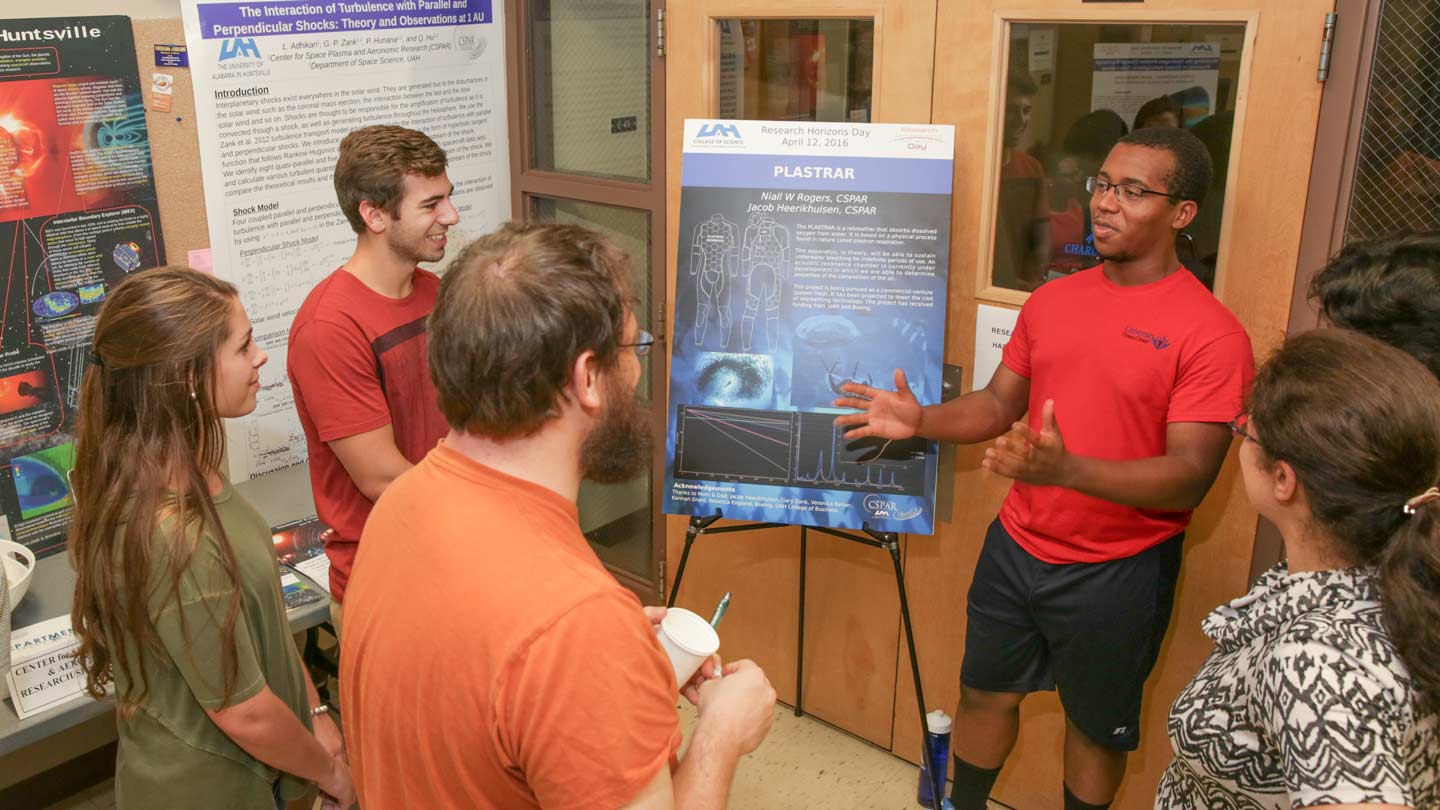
[863, 495, 922, 521]
[1123, 326, 1171, 351]
[219, 37, 260, 62]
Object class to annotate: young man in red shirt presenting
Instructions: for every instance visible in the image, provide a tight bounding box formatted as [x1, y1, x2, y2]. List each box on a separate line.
[288, 126, 457, 634]
[836, 127, 1254, 810]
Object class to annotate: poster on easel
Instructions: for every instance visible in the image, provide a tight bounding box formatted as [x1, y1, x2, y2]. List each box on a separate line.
[0, 16, 166, 559]
[663, 120, 953, 535]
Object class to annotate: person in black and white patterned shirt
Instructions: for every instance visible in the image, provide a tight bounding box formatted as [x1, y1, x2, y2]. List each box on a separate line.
[1158, 329, 1440, 810]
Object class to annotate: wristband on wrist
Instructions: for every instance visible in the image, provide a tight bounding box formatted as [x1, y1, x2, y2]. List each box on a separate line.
[310, 704, 330, 717]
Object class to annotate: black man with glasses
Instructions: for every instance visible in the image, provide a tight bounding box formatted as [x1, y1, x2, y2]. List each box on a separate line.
[835, 126, 1254, 810]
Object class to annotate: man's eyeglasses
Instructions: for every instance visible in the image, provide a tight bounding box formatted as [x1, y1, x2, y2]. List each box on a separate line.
[1086, 176, 1184, 205]
[1229, 413, 1258, 445]
[620, 329, 656, 357]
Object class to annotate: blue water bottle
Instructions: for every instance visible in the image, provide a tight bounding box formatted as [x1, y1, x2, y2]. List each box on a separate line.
[917, 709, 952, 808]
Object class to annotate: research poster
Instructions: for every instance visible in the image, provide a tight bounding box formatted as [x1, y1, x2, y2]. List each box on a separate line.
[664, 120, 953, 535]
[0, 16, 167, 558]
[1091, 42, 1220, 125]
[182, 0, 511, 481]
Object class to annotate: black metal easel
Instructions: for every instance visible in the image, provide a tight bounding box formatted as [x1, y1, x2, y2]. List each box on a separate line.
[667, 509, 946, 808]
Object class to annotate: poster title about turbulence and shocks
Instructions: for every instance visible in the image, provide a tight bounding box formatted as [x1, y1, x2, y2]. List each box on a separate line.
[664, 120, 954, 535]
[182, 0, 510, 481]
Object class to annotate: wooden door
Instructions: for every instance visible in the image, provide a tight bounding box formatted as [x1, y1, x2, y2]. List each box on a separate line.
[663, 1, 937, 748]
[902, 4, 1334, 809]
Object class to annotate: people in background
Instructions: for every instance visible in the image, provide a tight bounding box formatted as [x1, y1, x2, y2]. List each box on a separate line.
[1309, 230, 1440, 378]
[836, 127, 1252, 810]
[1133, 96, 1181, 130]
[1039, 111, 1128, 282]
[340, 222, 777, 809]
[69, 268, 353, 810]
[1157, 329, 1440, 807]
[287, 125, 456, 637]
[995, 69, 1050, 291]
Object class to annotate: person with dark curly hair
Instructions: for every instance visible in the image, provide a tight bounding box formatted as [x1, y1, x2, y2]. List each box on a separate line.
[1309, 230, 1440, 378]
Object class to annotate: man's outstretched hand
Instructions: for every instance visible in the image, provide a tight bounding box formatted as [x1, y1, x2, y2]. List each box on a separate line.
[833, 369, 923, 440]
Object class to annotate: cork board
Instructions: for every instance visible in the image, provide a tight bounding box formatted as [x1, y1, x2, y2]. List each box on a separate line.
[130, 17, 210, 264]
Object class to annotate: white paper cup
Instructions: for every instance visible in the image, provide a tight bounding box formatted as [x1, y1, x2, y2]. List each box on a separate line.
[657, 608, 720, 687]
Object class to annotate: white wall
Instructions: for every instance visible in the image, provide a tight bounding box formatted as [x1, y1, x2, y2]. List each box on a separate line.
[21, 0, 181, 19]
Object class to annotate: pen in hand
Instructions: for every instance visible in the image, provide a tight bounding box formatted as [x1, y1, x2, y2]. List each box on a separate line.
[708, 592, 731, 679]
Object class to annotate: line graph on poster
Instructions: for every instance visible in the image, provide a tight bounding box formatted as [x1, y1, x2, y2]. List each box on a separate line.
[793, 412, 926, 496]
[674, 405, 796, 485]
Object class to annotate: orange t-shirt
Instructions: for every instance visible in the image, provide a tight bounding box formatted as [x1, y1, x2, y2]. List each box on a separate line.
[339, 443, 682, 810]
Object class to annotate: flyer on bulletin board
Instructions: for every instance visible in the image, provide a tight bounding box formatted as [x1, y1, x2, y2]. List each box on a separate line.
[663, 120, 954, 535]
[0, 16, 167, 559]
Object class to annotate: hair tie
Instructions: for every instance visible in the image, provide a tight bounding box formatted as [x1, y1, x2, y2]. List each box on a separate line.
[1404, 486, 1440, 515]
[87, 350, 105, 368]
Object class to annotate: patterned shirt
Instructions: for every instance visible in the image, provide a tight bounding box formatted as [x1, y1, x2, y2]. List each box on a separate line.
[1158, 563, 1438, 810]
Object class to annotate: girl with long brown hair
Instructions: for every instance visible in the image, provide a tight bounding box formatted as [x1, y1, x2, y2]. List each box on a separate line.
[69, 268, 354, 809]
[1158, 329, 1439, 808]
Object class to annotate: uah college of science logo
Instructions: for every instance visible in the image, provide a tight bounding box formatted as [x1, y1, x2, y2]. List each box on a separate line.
[220, 37, 260, 61]
[694, 122, 743, 147]
[697, 122, 740, 139]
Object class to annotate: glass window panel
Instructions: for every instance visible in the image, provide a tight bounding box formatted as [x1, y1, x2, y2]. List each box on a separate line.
[992, 22, 1245, 293]
[1345, 0, 1440, 241]
[716, 19, 874, 123]
[529, 0, 651, 182]
[530, 196, 654, 578]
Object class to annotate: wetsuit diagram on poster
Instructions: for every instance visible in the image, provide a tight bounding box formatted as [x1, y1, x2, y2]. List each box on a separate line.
[741, 213, 790, 352]
[692, 214, 738, 349]
[664, 120, 954, 535]
[0, 16, 166, 559]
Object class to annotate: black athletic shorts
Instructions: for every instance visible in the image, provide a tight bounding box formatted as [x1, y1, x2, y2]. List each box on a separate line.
[960, 517, 1183, 752]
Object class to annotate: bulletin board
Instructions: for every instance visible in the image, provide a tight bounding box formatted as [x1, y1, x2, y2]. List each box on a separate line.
[130, 18, 209, 264]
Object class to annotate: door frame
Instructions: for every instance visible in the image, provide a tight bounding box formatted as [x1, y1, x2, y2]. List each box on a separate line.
[1252, 0, 1384, 583]
[504, 0, 670, 602]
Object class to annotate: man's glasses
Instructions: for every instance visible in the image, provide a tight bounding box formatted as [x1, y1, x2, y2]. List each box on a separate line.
[1229, 413, 1258, 445]
[619, 329, 656, 357]
[1086, 176, 1184, 205]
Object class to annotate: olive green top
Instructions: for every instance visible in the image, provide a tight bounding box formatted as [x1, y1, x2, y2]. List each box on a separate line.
[106, 481, 311, 809]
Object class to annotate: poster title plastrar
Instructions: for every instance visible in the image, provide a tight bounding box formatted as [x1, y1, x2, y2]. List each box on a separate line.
[196, 0, 492, 37]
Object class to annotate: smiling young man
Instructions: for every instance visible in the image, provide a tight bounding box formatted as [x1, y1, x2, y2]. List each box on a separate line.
[287, 126, 458, 634]
[835, 127, 1254, 809]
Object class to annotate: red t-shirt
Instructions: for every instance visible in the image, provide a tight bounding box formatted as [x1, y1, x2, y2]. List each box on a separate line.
[999, 266, 1254, 563]
[341, 444, 682, 810]
[287, 268, 449, 601]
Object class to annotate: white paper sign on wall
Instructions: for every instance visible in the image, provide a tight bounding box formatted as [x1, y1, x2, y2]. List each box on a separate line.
[973, 304, 1021, 391]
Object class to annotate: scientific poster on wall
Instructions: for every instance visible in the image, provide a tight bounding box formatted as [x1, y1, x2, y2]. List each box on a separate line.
[1091, 42, 1220, 125]
[181, 0, 511, 481]
[0, 16, 166, 558]
[664, 120, 953, 535]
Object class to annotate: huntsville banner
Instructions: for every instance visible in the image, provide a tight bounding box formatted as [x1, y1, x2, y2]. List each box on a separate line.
[0, 16, 166, 558]
[664, 120, 954, 535]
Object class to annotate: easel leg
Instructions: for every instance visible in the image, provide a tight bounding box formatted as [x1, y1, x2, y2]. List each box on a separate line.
[888, 535, 945, 807]
[796, 526, 807, 718]
[668, 512, 721, 607]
